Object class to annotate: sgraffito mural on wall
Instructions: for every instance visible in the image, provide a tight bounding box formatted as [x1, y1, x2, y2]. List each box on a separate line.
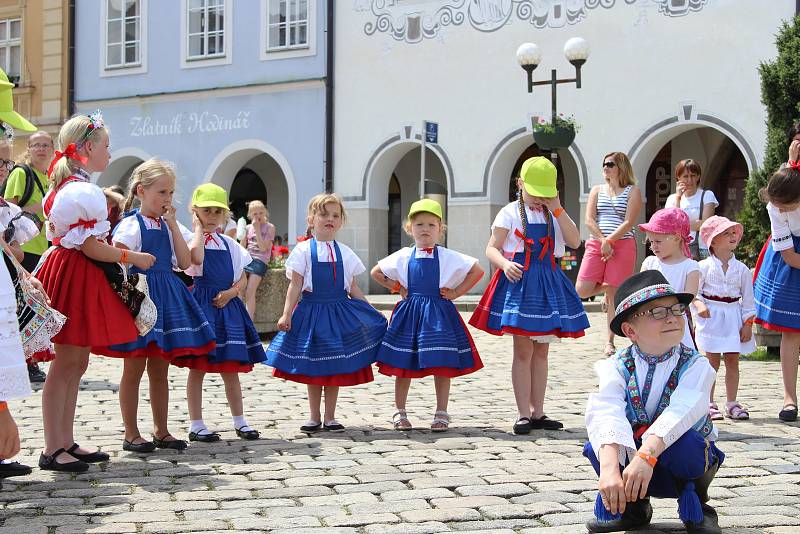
[356, 0, 710, 43]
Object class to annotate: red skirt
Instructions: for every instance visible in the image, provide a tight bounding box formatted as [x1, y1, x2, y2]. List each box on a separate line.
[171, 356, 254, 373]
[273, 365, 374, 386]
[36, 247, 139, 348]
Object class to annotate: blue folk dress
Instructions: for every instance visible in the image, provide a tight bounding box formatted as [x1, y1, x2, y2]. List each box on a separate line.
[754, 234, 800, 332]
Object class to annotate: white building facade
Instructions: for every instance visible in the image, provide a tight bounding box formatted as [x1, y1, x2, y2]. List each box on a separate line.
[334, 0, 795, 292]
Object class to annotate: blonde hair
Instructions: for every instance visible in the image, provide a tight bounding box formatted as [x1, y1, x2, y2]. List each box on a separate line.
[306, 193, 347, 224]
[603, 152, 636, 186]
[123, 158, 177, 212]
[402, 212, 447, 237]
[50, 117, 106, 187]
[0, 139, 12, 153]
[247, 199, 268, 220]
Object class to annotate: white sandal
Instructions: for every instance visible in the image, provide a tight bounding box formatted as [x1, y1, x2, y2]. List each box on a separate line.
[431, 410, 450, 432]
[392, 410, 412, 431]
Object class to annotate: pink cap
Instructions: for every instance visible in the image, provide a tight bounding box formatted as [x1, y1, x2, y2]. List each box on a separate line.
[699, 215, 743, 249]
[638, 207, 693, 258]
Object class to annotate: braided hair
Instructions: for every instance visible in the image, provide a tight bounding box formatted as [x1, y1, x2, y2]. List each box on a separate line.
[517, 189, 555, 243]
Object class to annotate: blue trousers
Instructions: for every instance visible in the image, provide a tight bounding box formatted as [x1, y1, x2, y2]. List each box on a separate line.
[583, 430, 724, 500]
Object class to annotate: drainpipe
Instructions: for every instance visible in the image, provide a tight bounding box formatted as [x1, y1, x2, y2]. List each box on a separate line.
[324, 0, 334, 193]
[67, 0, 76, 117]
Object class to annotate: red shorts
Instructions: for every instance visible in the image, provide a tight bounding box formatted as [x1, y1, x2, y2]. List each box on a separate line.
[577, 237, 637, 288]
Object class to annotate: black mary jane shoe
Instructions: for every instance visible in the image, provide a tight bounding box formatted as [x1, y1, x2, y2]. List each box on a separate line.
[67, 443, 110, 463]
[188, 431, 221, 443]
[683, 503, 722, 534]
[323, 421, 346, 433]
[512, 417, 532, 435]
[300, 422, 322, 434]
[0, 461, 33, 478]
[235, 427, 260, 440]
[153, 434, 188, 450]
[529, 415, 564, 430]
[586, 498, 652, 533]
[38, 448, 90, 473]
[122, 437, 156, 453]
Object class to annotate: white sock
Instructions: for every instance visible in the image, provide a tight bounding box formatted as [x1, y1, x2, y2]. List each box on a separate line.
[190, 419, 212, 435]
[233, 415, 252, 432]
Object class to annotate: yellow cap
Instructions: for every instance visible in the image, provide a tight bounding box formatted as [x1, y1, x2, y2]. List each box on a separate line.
[520, 156, 557, 198]
[408, 198, 443, 220]
[0, 68, 35, 132]
[191, 183, 229, 210]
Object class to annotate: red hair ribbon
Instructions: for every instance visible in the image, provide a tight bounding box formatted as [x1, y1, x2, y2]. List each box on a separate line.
[788, 160, 800, 170]
[68, 218, 97, 231]
[538, 236, 556, 269]
[47, 143, 88, 177]
[513, 229, 535, 271]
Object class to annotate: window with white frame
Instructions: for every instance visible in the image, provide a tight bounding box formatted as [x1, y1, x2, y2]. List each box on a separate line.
[105, 0, 141, 69]
[0, 19, 21, 81]
[266, 0, 308, 51]
[187, 0, 226, 60]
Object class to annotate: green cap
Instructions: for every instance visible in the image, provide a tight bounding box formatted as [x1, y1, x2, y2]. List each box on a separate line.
[0, 68, 36, 132]
[191, 183, 229, 210]
[520, 156, 557, 198]
[408, 198, 443, 220]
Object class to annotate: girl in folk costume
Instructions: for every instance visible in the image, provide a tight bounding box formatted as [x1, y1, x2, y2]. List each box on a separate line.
[266, 194, 387, 433]
[36, 112, 156, 472]
[94, 159, 215, 452]
[753, 165, 800, 423]
[240, 200, 275, 321]
[371, 199, 484, 432]
[693, 216, 755, 421]
[172, 184, 266, 442]
[470, 157, 589, 434]
[638, 208, 700, 350]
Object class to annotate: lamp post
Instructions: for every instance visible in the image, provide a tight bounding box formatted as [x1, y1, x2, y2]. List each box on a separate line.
[516, 38, 589, 158]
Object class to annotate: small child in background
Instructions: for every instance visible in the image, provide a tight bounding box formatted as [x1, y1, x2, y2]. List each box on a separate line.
[240, 200, 275, 321]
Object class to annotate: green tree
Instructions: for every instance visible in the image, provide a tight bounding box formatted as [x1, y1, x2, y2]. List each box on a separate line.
[737, 15, 800, 264]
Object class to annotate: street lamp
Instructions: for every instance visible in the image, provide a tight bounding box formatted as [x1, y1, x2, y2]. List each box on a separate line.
[516, 37, 589, 127]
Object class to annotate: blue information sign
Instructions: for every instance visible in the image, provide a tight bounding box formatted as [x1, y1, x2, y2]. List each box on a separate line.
[425, 121, 439, 144]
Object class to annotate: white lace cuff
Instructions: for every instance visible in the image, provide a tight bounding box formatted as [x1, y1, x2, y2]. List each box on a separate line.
[589, 427, 636, 465]
[57, 221, 111, 249]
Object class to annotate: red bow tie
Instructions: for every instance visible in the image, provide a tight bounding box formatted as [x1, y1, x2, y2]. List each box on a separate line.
[204, 232, 218, 245]
[419, 246, 435, 254]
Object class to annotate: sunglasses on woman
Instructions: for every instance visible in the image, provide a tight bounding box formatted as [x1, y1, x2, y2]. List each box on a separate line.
[603, 161, 616, 169]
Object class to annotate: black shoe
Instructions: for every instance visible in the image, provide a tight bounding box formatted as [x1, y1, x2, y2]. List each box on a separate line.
[122, 437, 156, 453]
[38, 448, 90, 473]
[323, 420, 345, 432]
[586, 498, 652, 533]
[188, 431, 220, 443]
[28, 363, 46, 384]
[300, 422, 322, 433]
[153, 434, 188, 450]
[513, 417, 532, 435]
[779, 404, 798, 422]
[683, 503, 721, 534]
[0, 461, 33, 478]
[530, 415, 564, 430]
[235, 427, 260, 440]
[67, 443, 109, 463]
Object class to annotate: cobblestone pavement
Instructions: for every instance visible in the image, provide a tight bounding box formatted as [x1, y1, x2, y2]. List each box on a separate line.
[5, 312, 800, 533]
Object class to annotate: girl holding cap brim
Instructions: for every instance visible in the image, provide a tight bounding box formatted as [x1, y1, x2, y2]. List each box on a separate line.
[171, 183, 267, 442]
[93, 158, 216, 453]
[470, 156, 589, 434]
[371, 199, 484, 432]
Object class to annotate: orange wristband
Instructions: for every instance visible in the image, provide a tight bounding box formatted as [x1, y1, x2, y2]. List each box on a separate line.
[636, 451, 657, 467]
[0, 401, 7, 411]
[553, 208, 565, 218]
[119, 249, 129, 263]
[744, 317, 755, 326]
[390, 281, 401, 294]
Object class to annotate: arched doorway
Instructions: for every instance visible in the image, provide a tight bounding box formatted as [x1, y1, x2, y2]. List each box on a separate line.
[97, 150, 149, 190]
[205, 141, 296, 245]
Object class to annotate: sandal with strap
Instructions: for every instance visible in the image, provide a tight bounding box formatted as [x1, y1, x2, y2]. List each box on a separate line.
[38, 448, 89, 473]
[235, 426, 260, 440]
[603, 342, 616, 357]
[708, 402, 724, 421]
[431, 411, 449, 433]
[392, 410, 412, 431]
[153, 434, 188, 450]
[779, 404, 798, 422]
[725, 402, 749, 420]
[67, 443, 110, 463]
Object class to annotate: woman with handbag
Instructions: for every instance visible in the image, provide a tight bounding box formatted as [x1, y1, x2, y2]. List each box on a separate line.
[665, 159, 718, 260]
[576, 152, 642, 357]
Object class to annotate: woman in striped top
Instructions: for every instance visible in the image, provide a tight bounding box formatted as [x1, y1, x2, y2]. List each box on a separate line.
[576, 152, 642, 356]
